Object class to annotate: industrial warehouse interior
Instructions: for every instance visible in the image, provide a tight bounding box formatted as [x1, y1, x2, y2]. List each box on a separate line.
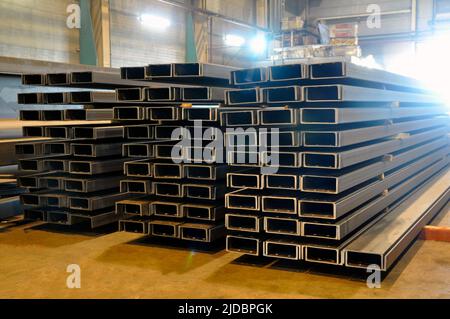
[0, 0, 450, 306]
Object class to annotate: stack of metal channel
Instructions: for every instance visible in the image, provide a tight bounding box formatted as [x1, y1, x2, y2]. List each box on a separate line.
[224, 61, 450, 271]
[116, 63, 235, 244]
[16, 70, 151, 229]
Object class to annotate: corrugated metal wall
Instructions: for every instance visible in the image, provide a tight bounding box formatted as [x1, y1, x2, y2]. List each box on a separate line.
[0, 0, 79, 63]
[109, 0, 186, 67]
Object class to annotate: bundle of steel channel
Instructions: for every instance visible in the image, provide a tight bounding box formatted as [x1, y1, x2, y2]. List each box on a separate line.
[224, 61, 450, 271]
[16, 70, 161, 229]
[116, 63, 235, 243]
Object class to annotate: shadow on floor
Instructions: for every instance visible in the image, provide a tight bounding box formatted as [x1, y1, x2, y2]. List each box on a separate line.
[96, 236, 227, 275]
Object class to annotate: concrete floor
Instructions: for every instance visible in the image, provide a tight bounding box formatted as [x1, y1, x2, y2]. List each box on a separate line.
[1, 208, 449, 299]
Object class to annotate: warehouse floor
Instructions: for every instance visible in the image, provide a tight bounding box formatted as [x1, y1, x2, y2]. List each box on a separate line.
[1, 207, 449, 299]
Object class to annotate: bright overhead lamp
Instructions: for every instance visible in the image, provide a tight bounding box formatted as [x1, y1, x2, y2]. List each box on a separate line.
[250, 34, 267, 54]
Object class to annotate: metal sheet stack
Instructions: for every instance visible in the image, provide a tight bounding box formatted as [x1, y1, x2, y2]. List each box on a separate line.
[224, 61, 450, 271]
[116, 63, 236, 244]
[16, 71, 151, 229]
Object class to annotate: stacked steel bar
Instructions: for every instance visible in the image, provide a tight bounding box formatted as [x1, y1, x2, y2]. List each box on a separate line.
[224, 61, 450, 271]
[116, 63, 233, 244]
[16, 71, 151, 229]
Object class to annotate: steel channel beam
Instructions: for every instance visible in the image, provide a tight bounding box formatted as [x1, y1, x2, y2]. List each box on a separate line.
[41, 110, 65, 121]
[305, 84, 440, 103]
[262, 86, 304, 103]
[262, 196, 299, 215]
[43, 142, 71, 156]
[69, 192, 129, 211]
[301, 154, 449, 241]
[259, 108, 299, 126]
[155, 126, 183, 140]
[148, 107, 182, 121]
[227, 151, 261, 167]
[227, 173, 263, 189]
[45, 73, 70, 86]
[152, 201, 183, 218]
[149, 220, 183, 238]
[225, 189, 260, 211]
[301, 139, 449, 194]
[303, 117, 447, 147]
[69, 71, 151, 89]
[65, 176, 122, 193]
[174, 63, 236, 79]
[309, 61, 424, 92]
[264, 174, 300, 190]
[303, 128, 448, 169]
[124, 159, 152, 177]
[22, 126, 45, 138]
[16, 141, 47, 158]
[180, 223, 225, 243]
[220, 110, 259, 127]
[153, 163, 184, 179]
[269, 64, 308, 82]
[184, 107, 219, 122]
[121, 66, 147, 80]
[119, 218, 149, 234]
[260, 130, 301, 148]
[261, 151, 301, 168]
[73, 126, 124, 139]
[226, 235, 262, 256]
[69, 91, 116, 104]
[116, 88, 145, 102]
[183, 183, 226, 200]
[300, 106, 446, 125]
[64, 109, 114, 121]
[20, 110, 42, 121]
[184, 164, 228, 181]
[123, 141, 159, 158]
[146, 64, 172, 78]
[146, 87, 180, 101]
[70, 211, 121, 229]
[263, 239, 302, 260]
[113, 107, 148, 121]
[69, 158, 128, 175]
[116, 199, 152, 217]
[181, 87, 225, 102]
[21, 74, 46, 86]
[125, 125, 155, 140]
[343, 166, 450, 270]
[154, 182, 183, 198]
[225, 213, 263, 233]
[120, 180, 152, 195]
[43, 157, 70, 172]
[182, 204, 225, 221]
[42, 92, 70, 104]
[44, 126, 73, 139]
[71, 142, 124, 158]
[46, 211, 73, 225]
[39, 173, 66, 190]
[231, 67, 268, 85]
[264, 216, 301, 236]
[17, 93, 42, 104]
[19, 157, 47, 173]
[225, 88, 263, 105]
